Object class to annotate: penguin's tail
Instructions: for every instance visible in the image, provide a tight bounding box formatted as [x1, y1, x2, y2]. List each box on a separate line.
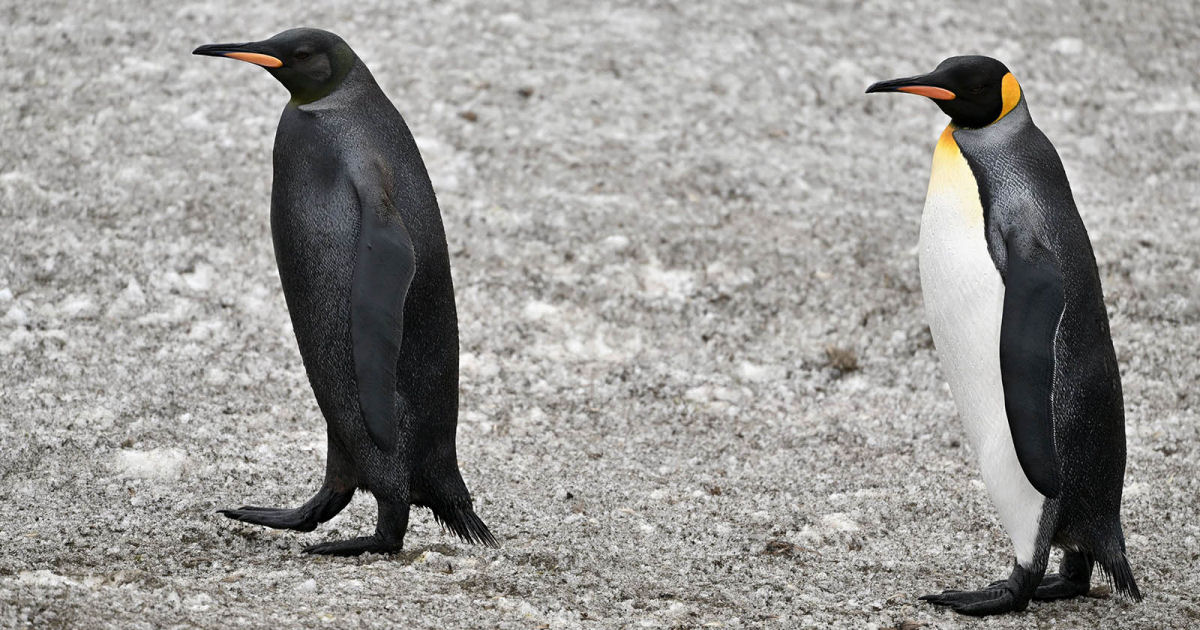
[430, 501, 498, 548]
[1095, 541, 1143, 602]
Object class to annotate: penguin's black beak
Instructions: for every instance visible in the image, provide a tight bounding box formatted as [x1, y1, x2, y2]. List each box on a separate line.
[193, 42, 283, 68]
[866, 74, 956, 101]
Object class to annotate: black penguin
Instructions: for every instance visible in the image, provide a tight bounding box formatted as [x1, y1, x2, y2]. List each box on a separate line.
[866, 56, 1141, 615]
[194, 28, 496, 555]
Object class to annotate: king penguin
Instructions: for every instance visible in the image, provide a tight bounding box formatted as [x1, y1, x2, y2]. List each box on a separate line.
[866, 56, 1141, 615]
[194, 28, 496, 555]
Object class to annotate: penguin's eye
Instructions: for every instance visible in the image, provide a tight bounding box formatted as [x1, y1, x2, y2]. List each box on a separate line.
[295, 51, 312, 61]
[967, 85, 986, 95]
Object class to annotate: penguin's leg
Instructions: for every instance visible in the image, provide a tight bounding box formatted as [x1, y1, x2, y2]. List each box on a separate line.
[1031, 550, 1093, 600]
[303, 395, 412, 556]
[219, 438, 356, 532]
[302, 495, 410, 556]
[921, 536, 1050, 617]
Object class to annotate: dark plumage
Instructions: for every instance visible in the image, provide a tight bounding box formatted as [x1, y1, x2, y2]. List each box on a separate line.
[194, 28, 495, 555]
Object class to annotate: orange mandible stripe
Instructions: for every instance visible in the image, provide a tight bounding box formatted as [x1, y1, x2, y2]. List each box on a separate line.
[225, 52, 283, 68]
[897, 85, 956, 101]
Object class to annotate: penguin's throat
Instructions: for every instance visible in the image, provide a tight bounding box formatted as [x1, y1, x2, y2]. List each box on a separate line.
[287, 75, 348, 106]
[937, 124, 959, 150]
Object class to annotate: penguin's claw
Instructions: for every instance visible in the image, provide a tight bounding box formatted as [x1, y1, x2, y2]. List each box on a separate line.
[302, 535, 402, 556]
[920, 587, 1020, 616]
[219, 506, 318, 532]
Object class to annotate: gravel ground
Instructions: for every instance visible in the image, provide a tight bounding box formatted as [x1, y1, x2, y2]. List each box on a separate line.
[2, 0, 1198, 628]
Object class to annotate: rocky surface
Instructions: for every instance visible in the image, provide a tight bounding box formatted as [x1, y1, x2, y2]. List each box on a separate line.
[1, 0, 1197, 627]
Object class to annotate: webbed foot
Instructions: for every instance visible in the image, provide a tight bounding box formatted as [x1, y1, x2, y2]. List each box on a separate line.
[219, 506, 318, 531]
[301, 499, 409, 557]
[303, 535, 402, 556]
[219, 484, 353, 532]
[921, 561, 1042, 616]
[921, 586, 1022, 616]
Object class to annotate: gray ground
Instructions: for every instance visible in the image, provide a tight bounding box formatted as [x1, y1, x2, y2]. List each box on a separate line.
[2, 0, 1198, 628]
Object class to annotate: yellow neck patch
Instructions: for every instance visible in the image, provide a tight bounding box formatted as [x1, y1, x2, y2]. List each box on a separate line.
[929, 123, 984, 227]
[995, 73, 1021, 123]
[935, 124, 958, 157]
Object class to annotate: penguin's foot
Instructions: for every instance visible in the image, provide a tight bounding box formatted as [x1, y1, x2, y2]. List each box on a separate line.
[1033, 550, 1094, 600]
[1031, 572, 1091, 601]
[923, 561, 1041, 616]
[219, 506, 318, 532]
[920, 586, 1021, 616]
[303, 498, 409, 557]
[219, 484, 355, 533]
[983, 558, 1090, 601]
[302, 535, 402, 556]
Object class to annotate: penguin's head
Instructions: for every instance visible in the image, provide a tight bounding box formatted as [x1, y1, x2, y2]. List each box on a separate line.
[194, 28, 357, 105]
[866, 56, 1021, 129]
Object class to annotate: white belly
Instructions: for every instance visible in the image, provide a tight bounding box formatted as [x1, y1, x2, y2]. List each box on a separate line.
[919, 126, 1044, 566]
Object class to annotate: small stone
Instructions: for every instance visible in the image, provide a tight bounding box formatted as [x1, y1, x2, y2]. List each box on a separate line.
[824, 346, 859, 373]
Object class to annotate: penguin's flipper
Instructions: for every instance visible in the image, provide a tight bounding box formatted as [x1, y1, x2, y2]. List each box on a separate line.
[350, 163, 416, 453]
[999, 233, 1064, 498]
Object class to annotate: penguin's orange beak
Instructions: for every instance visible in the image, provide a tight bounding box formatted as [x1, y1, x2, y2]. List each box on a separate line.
[193, 43, 283, 68]
[866, 76, 956, 100]
[895, 85, 955, 100]
[221, 52, 283, 68]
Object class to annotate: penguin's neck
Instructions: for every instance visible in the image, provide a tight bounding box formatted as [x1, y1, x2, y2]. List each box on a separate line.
[950, 98, 1034, 156]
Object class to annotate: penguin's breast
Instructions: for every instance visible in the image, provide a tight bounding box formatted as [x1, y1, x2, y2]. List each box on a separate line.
[919, 125, 1005, 446]
[269, 124, 361, 380]
[918, 126, 1045, 565]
